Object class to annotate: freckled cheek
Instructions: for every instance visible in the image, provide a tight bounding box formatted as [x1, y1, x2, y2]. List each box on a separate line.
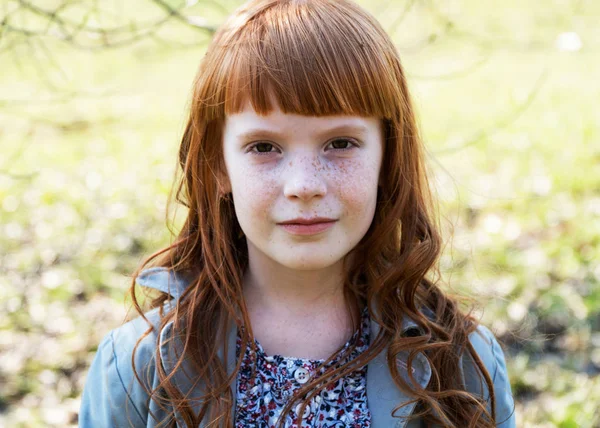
[332, 164, 379, 219]
[231, 168, 279, 213]
[338, 182, 376, 217]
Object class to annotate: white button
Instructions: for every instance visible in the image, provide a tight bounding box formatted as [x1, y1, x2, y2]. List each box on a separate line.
[294, 367, 310, 384]
[295, 402, 311, 417]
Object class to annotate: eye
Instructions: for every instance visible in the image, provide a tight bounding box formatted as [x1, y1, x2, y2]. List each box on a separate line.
[247, 142, 278, 155]
[327, 138, 358, 151]
[246, 138, 358, 156]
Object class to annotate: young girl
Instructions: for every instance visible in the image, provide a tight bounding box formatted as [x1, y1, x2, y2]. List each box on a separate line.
[80, 0, 516, 427]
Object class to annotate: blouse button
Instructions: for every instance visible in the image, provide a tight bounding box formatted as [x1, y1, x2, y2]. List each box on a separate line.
[295, 402, 311, 418]
[294, 367, 310, 384]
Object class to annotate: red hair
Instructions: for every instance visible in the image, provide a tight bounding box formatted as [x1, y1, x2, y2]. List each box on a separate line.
[129, 0, 496, 426]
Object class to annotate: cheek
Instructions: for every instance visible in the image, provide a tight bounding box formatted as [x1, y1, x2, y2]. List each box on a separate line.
[330, 159, 380, 215]
[230, 166, 279, 213]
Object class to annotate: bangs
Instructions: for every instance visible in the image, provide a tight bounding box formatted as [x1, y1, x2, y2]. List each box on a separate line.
[196, 0, 404, 120]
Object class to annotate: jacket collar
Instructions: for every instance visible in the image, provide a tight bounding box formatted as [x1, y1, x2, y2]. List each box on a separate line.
[137, 267, 431, 427]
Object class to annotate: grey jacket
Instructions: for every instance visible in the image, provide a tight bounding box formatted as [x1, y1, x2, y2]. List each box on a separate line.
[79, 267, 516, 427]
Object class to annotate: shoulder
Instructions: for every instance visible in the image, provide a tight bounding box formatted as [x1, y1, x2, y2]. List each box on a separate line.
[463, 323, 517, 428]
[79, 303, 171, 427]
[108, 304, 167, 382]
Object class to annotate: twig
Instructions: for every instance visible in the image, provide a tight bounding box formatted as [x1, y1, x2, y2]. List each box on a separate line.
[435, 69, 549, 155]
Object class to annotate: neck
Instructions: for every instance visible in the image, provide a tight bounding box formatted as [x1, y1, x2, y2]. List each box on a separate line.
[244, 263, 344, 314]
[242, 248, 359, 323]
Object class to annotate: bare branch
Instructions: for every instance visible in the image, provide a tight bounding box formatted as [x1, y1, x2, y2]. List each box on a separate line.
[1, 0, 215, 51]
[435, 70, 549, 155]
[0, 170, 39, 180]
[385, 0, 416, 39]
[150, 0, 217, 32]
[408, 55, 491, 81]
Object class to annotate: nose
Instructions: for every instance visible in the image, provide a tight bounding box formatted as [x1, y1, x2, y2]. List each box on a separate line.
[282, 154, 328, 201]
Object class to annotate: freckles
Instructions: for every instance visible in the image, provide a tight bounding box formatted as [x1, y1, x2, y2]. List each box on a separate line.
[235, 167, 278, 205]
[328, 158, 362, 187]
[329, 159, 377, 213]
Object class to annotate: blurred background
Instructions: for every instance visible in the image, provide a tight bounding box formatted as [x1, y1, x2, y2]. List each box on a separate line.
[0, 0, 599, 426]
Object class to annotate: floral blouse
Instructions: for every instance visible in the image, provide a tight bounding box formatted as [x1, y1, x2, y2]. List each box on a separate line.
[234, 306, 372, 428]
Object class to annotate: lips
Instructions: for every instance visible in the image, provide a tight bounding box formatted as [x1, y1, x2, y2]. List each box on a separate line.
[278, 220, 337, 235]
[278, 217, 337, 225]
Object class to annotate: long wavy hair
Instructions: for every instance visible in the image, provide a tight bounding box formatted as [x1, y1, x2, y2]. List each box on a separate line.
[128, 0, 497, 426]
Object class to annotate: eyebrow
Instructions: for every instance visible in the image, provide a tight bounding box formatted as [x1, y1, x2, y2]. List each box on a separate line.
[236, 124, 371, 142]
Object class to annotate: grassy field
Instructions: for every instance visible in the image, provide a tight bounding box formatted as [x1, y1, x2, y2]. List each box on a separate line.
[0, 0, 599, 426]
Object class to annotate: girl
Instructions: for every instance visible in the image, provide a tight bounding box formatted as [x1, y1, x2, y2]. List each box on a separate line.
[80, 0, 516, 427]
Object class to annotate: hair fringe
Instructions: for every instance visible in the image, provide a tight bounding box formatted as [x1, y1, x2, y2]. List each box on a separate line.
[125, 0, 498, 426]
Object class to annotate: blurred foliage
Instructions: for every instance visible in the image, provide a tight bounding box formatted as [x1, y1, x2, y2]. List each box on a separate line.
[0, 0, 599, 426]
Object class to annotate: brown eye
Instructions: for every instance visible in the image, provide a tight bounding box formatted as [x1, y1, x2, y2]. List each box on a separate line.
[328, 138, 356, 151]
[250, 142, 275, 153]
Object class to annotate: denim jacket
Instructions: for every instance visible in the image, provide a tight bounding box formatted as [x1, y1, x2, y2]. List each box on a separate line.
[79, 267, 516, 427]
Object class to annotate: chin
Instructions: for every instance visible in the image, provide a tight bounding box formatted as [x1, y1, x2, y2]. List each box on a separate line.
[275, 254, 343, 271]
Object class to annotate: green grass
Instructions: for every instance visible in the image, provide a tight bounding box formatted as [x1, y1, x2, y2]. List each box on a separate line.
[1, 0, 599, 426]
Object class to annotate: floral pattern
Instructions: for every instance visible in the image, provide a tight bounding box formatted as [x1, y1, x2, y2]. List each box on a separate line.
[235, 307, 371, 428]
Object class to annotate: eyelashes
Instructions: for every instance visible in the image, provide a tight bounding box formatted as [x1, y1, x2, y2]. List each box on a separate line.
[247, 142, 276, 154]
[246, 138, 359, 156]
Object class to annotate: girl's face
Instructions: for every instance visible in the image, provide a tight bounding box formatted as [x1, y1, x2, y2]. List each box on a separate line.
[222, 100, 384, 271]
